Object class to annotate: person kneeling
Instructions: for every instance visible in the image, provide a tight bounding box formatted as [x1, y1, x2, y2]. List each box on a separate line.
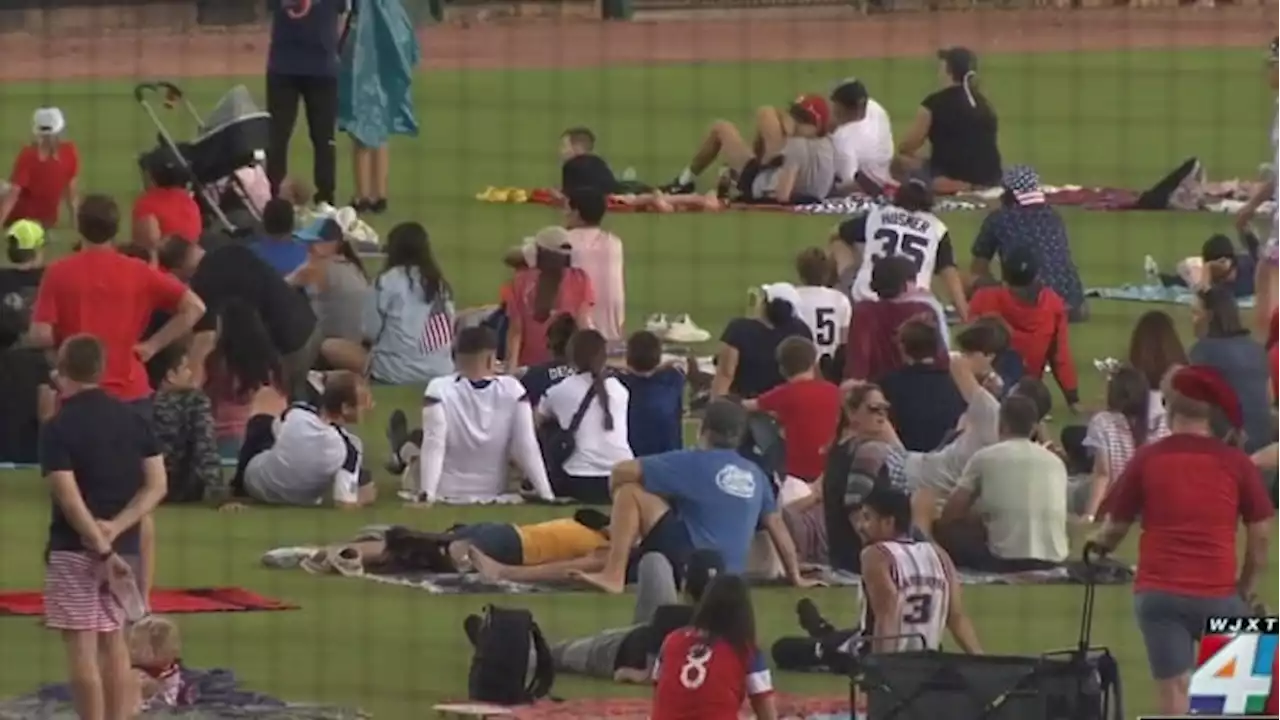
[228, 371, 376, 509]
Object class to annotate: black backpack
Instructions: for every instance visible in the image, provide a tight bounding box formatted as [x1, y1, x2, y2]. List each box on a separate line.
[467, 606, 555, 705]
[538, 385, 597, 481]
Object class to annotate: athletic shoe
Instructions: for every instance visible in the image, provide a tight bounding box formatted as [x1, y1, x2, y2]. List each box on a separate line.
[1143, 255, 1159, 283]
[314, 201, 337, 216]
[659, 180, 695, 195]
[385, 410, 409, 475]
[664, 314, 711, 343]
[330, 546, 364, 577]
[350, 198, 371, 214]
[796, 598, 836, 638]
[644, 313, 670, 334]
[300, 549, 333, 575]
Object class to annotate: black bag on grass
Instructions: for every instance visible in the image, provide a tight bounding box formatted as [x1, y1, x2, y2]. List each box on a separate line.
[467, 605, 555, 705]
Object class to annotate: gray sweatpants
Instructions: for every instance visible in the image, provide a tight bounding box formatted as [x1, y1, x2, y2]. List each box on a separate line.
[549, 553, 679, 678]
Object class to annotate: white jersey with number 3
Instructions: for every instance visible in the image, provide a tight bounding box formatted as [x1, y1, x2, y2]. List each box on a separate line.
[857, 539, 951, 652]
[850, 204, 949, 302]
[793, 285, 853, 362]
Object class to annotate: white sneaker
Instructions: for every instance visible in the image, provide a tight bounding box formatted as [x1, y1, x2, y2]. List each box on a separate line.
[315, 201, 337, 216]
[1143, 255, 1159, 283]
[645, 313, 670, 334]
[664, 314, 711, 343]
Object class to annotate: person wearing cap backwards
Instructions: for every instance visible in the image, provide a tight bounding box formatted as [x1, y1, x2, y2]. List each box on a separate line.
[662, 95, 836, 205]
[0, 108, 79, 229]
[968, 245, 1080, 412]
[1090, 365, 1274, 717]
[571, 399, 817, 595]
[502, 226, 595, 369]
[970, 165, 1087, 322]
[1235, 37, 1279, 336]
[827, 78, 896, 195]
[894, 48, 1002, 193]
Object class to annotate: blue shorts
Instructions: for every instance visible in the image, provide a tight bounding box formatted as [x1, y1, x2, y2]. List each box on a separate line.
[1134, 590, 1249, 679]
[452, 523, 523, 566]
[626, 511, 694, 585]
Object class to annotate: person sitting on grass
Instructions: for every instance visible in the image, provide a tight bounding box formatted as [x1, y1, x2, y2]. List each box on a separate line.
[290, 218, 372, 373]
[502, 227, 595, 369]
[558, 126, 620, 197]
[228, 371, 376, 509]
[147, 342, 221, 505]
[878, 320, 965, 452]
[132, 146, 202, 249]
[128, 615, 190, 711]
[248, 198, 307, 276]
[713, 283, 813, 400]
[844, 256, 948, 384]
[745, 336, 841, 489]
[618, 329, 686, 458]
[570, 399, 817, 594]
[520, 313, 577, 408]
[388, 326, 555, 504]
[204, 300, 286, 459]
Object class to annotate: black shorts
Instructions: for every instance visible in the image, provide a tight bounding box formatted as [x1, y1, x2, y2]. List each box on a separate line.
[452, 522, 523, 566]
[626, 511, 694, 585]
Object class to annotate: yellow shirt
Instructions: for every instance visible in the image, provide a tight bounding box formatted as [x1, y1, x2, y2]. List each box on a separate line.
[516, 519, 607, 566]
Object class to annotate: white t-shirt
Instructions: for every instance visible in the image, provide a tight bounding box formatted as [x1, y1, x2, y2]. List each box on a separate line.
[243, 404, 363, 506]
[955, 439, 1070, 563]
[849, 204, 951, 302]
[793, 285, 853, 362]
[424, 373, 528, 500]
[542, 373, 633, 476]
[830, 98, 894, 189]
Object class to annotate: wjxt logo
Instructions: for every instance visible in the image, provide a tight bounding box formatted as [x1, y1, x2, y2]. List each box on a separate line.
[1206, 617, 1280, 635]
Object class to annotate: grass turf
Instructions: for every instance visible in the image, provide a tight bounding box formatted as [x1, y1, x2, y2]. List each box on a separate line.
[0, 47, 1276, 718]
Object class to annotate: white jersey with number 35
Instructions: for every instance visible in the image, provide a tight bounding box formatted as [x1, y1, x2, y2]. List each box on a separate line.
[850, 204, 949, 302]
[793, 285, 853, 362]
[857, 539, 951, 652]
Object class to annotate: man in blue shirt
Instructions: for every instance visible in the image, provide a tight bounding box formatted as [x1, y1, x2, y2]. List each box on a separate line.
[573, 399, 816, 594]
[266, 0, 349, 207]
[249, 198, 308, 276]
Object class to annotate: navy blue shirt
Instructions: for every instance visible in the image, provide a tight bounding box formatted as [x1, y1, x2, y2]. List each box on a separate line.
[878, 363, 965, 452]
[250, 237, 308, 276]
[972, 204, 1086, 313]
[41, 389, 160, 555]
[268, 0, 350, 77]
[521, 360, 574, 407]
[619, 367, 685, 457]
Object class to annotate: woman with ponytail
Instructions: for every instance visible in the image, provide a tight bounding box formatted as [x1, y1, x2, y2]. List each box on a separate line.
[893, 47, 1002, 193]
[504, 227, 595, 369]
[712, 283, 813, 399]
[539, 328, 632, 504]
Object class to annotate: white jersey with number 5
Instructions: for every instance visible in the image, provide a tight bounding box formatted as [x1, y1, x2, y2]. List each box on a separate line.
[793, 285, 853, 362]
[849, 204, 949, 302]
[856, 539, 951, 652]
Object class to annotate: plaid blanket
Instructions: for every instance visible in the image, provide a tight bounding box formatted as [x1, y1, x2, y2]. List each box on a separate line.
[788, 197, 984, 215]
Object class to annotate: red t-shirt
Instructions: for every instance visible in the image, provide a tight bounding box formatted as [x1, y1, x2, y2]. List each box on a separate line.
[503, 267, 594, 367]
[132, 187, 202, 243]
[756, 377, 841, 480]
[1103, 433, 1274, 596]
[6, 142, 78, 227]
[32, 248, 188, 401]
[652, 629, 772, 720]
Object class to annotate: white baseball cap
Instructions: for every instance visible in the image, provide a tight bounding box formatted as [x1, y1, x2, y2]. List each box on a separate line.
[32, 107, 65, 136]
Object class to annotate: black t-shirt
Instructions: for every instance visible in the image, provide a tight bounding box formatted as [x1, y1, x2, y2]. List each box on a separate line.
[561, 154, 619, 195]
[41, 389, 160, 555]
[720, 316, 813, 399]
[521, 360, 575, 407]
[0, 267, 42, 347]
[0, 347, 49, 464]
[921, 86, 1002, 187]
[190, 244, 316, 354]
[878, 363, 965, 452]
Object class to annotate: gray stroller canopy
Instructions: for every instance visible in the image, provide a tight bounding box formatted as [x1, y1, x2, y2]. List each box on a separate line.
[199, 85, 269, 142]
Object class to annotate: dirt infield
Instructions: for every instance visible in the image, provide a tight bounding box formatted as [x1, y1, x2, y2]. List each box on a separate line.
[0, 6, 1268, 83]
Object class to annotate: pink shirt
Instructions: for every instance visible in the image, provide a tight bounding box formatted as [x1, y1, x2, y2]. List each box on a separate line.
[566, 227, 625, 341]
[504, 267, 594, 367]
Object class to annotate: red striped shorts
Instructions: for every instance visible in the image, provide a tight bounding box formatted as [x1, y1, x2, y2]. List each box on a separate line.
[43, 551, 124, 633]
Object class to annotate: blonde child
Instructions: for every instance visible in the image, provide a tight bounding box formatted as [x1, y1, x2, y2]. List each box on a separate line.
[128, 616, 187, 710]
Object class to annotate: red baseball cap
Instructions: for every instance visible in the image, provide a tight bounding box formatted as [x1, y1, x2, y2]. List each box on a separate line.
[791, 94, 831, 133]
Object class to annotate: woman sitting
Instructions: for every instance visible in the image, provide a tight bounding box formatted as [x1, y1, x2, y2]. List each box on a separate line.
[1126, 310, 1187, 434]
[1189, 285, 1275, 453]
[712, 283, 812, 399]
[894, 47, 1002, 193]
[289, 218, 372, 373]
[363, 222, 456, 385]
[132, 147, 202, 250]
[1071, 366, 1164, 523]
[504, 227, 594, 369]
[205, 300, 285, 459]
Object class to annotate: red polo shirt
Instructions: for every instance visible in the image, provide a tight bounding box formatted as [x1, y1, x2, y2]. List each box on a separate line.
[132, 187, 202, 243]
[756, 377, 841, 481]
[32, 247, 188, 401]
[1104, 433, 1274, 597]
[6, 142, 79, 227]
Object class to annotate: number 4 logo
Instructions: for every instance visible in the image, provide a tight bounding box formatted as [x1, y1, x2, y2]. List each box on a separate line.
[1191, 635, 1274, 715]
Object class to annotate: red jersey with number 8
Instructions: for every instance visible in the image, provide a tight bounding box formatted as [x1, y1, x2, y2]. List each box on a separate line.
[651, 628, 772, 720]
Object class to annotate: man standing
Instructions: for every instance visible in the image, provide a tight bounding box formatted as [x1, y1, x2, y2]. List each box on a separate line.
[266, 0, 350, 207]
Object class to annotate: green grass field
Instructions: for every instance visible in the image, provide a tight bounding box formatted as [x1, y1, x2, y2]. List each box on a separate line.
[0, 47, 1275, 718]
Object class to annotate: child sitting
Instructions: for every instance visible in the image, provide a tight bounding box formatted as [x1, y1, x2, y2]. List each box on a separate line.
[149, 342, 223, 504]
[129, 615, 189, 710]
[617, 330, 686, 457]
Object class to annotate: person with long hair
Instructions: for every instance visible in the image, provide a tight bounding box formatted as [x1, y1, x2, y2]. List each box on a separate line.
[712, 283, 812, 399]
[1091, 365, 1274, 716]
[1127, 310, 1188, 431]
[520, 313, 577, 408]
[0, 107, 79, 228]
[651, 574, 777, 720]
[1189, 285, 1274, 452]
[1072, 366, 1162, 523]
[538, 329, 632, 504]
[363, 222, 456, 385]
[290, 217, 371, 373]
[893, 47, 1002, 193]
[504, 227, 594, 368]
[205, 300, 285, 459]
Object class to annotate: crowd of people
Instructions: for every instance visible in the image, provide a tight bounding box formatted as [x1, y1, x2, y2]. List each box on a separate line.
[0, 31, 1277, 720]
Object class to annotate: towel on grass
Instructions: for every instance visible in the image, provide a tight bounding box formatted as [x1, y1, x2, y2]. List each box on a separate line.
[0, 668, 367, 719]
[1086, 284, 1256, 308]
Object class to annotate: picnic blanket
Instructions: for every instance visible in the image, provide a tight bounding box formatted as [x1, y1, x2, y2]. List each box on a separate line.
[0, 668, 367, 719]
[1086, 283, 1256, 308]
[435, 694, 847, 719]
[0, 587, 298, 617]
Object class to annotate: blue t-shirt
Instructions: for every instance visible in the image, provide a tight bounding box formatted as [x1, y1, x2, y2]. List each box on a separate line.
[521, 361, 574, 407]
[268, 0, 349, 77]
[640, 449, 776, 574]
[619, 368, 685, 458]
[250, 238, 308, 277]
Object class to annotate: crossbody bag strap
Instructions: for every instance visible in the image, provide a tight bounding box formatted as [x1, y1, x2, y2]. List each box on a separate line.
[566, 381, 599, 434]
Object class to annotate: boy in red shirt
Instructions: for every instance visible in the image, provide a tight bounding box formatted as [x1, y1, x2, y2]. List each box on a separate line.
[968, 245, 1080, 412]
[746, 336, 841, 484]
[0, 108, 79, 228]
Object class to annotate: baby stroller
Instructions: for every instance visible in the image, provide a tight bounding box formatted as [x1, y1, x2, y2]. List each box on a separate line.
[135, 82, 271, 236]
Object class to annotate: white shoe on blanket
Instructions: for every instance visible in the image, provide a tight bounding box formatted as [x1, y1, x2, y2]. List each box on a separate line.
[261, 546, 321, 570]
[664, 314, 711, 343]
[1143, 255, 1160, 283]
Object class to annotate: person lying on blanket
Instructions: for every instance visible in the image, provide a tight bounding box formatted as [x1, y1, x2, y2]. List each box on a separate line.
[539, 550, 724, 685]
[660, 95, 836, 206]
[1152, 232, 1258, 299]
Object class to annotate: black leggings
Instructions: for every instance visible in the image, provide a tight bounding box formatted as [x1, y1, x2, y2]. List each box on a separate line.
[230, 414, 277, 498]
[265, 73, 338, 205]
